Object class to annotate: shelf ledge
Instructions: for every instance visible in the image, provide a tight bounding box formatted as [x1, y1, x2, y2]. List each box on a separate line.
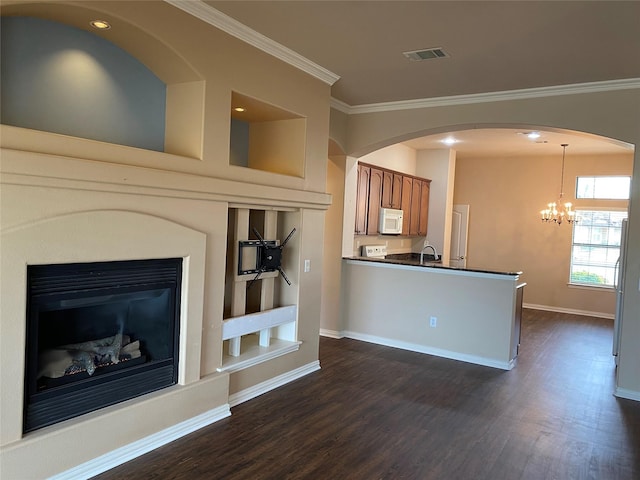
[217, 337, 301, 373]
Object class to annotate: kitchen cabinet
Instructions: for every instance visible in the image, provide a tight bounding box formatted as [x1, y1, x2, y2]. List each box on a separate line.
[355, 164, 370, 235]
[407, 177, 431, 236]
[409, 178, 422, 235]
[400, 176, 412, 235]
[392, 174, 403, 209]
[356, 162, 430, 237]
[382, 172, 403, 209]
[366, 167, 383, 235]
[418, 179, 430, 236]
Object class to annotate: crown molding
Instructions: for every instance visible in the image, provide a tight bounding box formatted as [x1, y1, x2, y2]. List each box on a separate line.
[329, 97, 352, 114]
[164, 0, 340, 86]
[332, 78, 640, 115]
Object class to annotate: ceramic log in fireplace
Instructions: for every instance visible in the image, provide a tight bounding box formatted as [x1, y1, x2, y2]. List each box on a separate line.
[24, 258, 182, 433]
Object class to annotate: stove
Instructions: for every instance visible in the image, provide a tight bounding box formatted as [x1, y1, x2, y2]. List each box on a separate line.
[361, 245, 387, 259]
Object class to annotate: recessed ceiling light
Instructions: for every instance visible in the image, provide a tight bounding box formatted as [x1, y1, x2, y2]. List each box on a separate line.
[90, 20, 111, 30]
[517, 131, 541, 140]
[441, 136, 457, 146]
[233, 107, 246, 113]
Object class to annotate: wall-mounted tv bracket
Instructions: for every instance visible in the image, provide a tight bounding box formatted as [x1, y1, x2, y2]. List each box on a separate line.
[238, 227, 296, 289]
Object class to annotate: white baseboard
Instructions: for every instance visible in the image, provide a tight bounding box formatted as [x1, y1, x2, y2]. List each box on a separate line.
[614, 387, 640, 402]
[319, 328, 343, 339]
[524, 303, 614, 320]
[228, 360, 321, 407]
[342, 331, 514, 371]
[50, 405, 231, 480]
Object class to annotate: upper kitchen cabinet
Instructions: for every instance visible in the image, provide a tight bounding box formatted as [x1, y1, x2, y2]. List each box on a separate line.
[367, 167, 383, 235]
[355, 164, 371, 234]
[408, 177, 431, 236]
[401, 176, 413, 235]
[356, 162, 430, 237]
[229, 92, 306, 178]
[418, 179, 430, 236]
[382, 171, 403, 209]
[409, 178, 422, 235]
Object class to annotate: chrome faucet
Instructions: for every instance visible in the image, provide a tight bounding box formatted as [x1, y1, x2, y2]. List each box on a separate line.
[420, 242, 439, 264]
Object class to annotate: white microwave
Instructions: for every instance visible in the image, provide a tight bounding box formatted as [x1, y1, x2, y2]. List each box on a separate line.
[379, 208, 403, 234]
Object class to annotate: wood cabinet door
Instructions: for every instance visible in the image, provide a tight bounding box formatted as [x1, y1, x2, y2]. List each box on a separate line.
[355, 164, 370, 234]
[367, 168, 383, 235]
[418, 180, 430, 236]
[400, 176, 412, 235]
[391, 174, 403, 209]
[381, 171, 393, 208]
[409, 178, 421, 236]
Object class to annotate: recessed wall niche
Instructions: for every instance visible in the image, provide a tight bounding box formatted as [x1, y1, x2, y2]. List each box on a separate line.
[0, 14, 204, 159]
[224, 207, 299, 319]
[230, 92, 306, 178]
[221, 206, 300, 370]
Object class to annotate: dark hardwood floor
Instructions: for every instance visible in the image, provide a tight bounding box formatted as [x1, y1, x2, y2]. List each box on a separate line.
[93, 310, 640, 480]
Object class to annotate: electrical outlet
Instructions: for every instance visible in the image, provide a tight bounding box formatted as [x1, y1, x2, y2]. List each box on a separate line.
[430, 316, 437, 328]
[304, 259, 311, 272]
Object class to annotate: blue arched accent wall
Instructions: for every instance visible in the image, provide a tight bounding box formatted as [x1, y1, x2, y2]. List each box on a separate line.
[1, 16, 166, 151]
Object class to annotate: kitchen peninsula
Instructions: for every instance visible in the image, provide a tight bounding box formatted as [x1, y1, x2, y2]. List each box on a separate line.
[340, 255, 525, 370]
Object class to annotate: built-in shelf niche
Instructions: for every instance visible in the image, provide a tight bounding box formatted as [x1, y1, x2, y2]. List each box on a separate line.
[221, 206, 300, 371]
[0, 13, 204, 159]
[230, 92, 306, 178]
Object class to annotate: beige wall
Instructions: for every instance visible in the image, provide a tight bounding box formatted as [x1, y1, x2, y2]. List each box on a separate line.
[321, 156, 346, 334]
[454, 152, 632, 316]
[359, 143, 417, 174]
[249, 118, 307, 177]
[330, 87, 640, 398]
[416, 148, 456, 260]
[341, 261, 521, 368]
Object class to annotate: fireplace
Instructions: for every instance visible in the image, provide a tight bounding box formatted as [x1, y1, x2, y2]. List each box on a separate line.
[24, 258, 182, 433]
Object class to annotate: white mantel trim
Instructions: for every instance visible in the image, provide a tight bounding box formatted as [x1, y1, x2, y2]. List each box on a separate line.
[164, 0, 339, 86]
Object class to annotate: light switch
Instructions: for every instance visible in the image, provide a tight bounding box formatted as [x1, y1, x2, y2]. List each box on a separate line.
[304, 259, 310, 272]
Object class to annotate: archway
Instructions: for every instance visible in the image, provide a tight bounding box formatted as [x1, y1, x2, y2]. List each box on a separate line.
[339, 125, 633, 316]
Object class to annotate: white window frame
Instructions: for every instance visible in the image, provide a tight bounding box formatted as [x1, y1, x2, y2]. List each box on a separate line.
[569, 208, 628, 288]
[575, 176, 631, 200]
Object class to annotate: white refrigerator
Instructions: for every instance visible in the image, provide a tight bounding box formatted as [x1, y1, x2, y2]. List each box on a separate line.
[613, 218, 629, 364]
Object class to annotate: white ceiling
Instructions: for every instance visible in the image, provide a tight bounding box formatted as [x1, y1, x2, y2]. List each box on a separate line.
[207, 1, 640, 106]
[207, 1, 639, 157]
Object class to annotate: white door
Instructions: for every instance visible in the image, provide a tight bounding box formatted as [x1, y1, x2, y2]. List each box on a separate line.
[450, 205, 469, 268]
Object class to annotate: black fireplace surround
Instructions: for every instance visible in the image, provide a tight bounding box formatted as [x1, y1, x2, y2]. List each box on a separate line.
[24, 258, 182, 433]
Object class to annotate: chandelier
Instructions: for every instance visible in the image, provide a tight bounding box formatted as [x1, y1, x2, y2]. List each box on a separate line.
[540, 143, 578, 225]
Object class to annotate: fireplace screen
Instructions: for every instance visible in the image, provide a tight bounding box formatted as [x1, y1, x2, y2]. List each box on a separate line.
[24, 258, 182, 433]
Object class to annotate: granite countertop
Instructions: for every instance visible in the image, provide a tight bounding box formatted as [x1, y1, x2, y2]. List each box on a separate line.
[344, 253, 522, 277]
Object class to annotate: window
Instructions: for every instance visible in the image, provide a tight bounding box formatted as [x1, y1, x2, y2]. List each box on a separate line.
[570, 210, 627, 287]
[576, 176, 631, 199]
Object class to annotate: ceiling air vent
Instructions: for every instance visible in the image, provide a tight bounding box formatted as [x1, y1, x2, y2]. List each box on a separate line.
[403, 47, 449, 61]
